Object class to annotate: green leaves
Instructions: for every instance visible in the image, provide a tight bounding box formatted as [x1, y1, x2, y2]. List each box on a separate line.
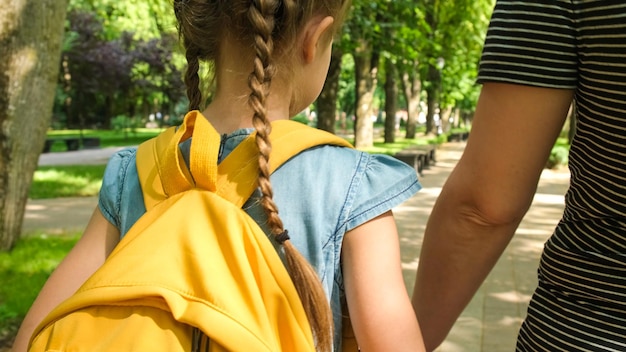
[343, 0, 493, 114]
[68, 0, 176, 40]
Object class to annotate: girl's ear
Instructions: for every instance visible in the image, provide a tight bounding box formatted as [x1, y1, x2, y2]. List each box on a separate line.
[302, 16, 335, 64]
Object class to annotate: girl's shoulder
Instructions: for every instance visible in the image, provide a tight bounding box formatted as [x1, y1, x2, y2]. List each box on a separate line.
[101, 147, 139, 189]
[276, 145, 421, 231]
[288, 144, 419, 183]
[99, 147, 141, 230]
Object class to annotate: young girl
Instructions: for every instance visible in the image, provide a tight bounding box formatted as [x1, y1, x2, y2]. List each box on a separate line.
[14, 1, 425, 351]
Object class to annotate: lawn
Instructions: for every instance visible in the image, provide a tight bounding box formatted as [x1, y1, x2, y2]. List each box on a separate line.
[33, 127, 162, 198]
[0, 233, 81, 347]
[45, 128, 163, 152]
[33, 128, 443, 199]
[30, 165, 106, 199]
[365, 134, 445, 155]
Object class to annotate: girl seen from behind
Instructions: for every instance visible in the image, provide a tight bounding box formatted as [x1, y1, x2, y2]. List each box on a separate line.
[14, 1, 425, 351]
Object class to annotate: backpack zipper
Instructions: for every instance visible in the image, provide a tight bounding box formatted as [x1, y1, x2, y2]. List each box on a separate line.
[191, 327, 211, 352]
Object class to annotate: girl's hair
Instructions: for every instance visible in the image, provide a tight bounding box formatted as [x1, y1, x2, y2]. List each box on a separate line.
[173, 1, 350, 350]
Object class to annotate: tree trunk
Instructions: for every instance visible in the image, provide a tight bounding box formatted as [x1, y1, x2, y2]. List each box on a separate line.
[461, 110, 473, 128]
[353, 43, 379, 149]
[425, 86, 437, 136]
[383, 59, 397, 143]
[0, 0, 68, 251]
[425, 63, 441, 135]
[400, 61, 421, 139]
[440, 107, 453, 134]
[452, 108, 460, 129]
[316, 46, 343, 134]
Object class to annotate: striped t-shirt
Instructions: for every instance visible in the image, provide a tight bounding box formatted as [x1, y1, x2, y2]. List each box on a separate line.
[477, 1, 626, 350]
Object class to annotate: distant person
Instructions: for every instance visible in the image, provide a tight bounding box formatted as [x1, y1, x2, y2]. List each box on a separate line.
[13, 1, 425, 351]
[412, 0, 626, 351]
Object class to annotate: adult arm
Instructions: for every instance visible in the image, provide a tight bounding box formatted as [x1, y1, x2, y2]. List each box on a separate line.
[412, 82, 574, 351]
[12, 208, 119, 352]
[343, 210, 425, 351]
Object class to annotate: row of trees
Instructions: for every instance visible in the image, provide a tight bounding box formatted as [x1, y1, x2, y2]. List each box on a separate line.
[55, 0, 493, 142]
[0, 0, 494, 250]
[320, 0, 493, 148]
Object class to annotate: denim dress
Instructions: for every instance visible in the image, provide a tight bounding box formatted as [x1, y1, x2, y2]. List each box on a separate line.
[99, 128, 422, 350]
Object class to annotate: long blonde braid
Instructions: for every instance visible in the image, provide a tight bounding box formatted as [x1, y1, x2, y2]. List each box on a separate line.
[174, 1, 352, 350]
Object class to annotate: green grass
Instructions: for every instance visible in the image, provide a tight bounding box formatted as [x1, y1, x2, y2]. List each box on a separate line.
[547, 137, 571, 169]
[0, 233, 80, 337]
[34, 130, 570, 200]
[46, 128, 163, 152]
[29, 165, 106, 199]
[346, 127, 443, 155]
[361, 136, 438, 155]
[35, 128, 442, 199]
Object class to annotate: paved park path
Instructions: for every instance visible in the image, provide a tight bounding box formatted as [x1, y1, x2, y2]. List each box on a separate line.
[24, 141, 571, 351]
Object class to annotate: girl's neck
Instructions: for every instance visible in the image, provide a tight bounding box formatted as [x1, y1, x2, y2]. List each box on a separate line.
[201, 89, 293, 134]
[202, 37, 301, 134]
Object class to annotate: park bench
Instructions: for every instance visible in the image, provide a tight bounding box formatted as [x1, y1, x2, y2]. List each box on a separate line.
[393, 144, 437, 176]
[448, 131, 470, 142]
[82, 137, 101, 149]
[43, 137, 101, 153]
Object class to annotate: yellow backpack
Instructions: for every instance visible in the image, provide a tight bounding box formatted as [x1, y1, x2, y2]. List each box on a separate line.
[29, 111, 354, 351]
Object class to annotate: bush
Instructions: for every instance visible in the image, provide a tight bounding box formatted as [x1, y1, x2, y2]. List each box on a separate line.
[291, 113, 311, 126]
[111, 115, 142, 133]
[428, 133, 447, 145]
[546, 145, 569, 169]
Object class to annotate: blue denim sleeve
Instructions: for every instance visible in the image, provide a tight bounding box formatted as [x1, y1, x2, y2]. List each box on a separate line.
[98, 147, 137, 230]
[343, 153, 421, 231]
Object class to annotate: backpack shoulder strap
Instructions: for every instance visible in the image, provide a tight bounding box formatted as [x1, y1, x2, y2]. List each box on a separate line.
[135, 127, 175, 211]
[136, 114, 352, 210]
[137, 111, 222, 210]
